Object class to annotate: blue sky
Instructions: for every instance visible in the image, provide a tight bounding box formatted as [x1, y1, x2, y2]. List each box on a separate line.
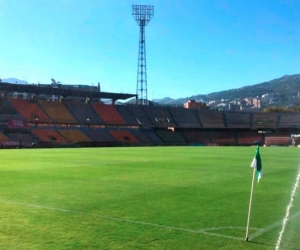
[1, 0, 300, 99]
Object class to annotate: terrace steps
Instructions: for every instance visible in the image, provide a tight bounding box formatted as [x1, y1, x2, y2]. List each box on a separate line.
[58, 129, 92, 143]
[108, 130, 139, 144]
[92, 104, 126, 125]
[10, 99, 52, 123]
[38, 100, 78, 124]
[32, 129, 70, 143]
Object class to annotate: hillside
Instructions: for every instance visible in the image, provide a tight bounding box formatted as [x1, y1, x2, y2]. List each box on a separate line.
[153, 74, 300, 107]
[2, 78, 28, 84]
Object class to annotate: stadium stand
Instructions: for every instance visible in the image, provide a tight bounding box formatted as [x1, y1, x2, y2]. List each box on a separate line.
[81, 128, 117, 143]
[0, 131, 10, 141]
[0, 98, 17, 114]
[265, 136, 291, 146]
[252, 113, 278, 129]
[197, 110, 225, 128]
[182, 131, 211, 145]
[142, 106, 177, 128]
[58, 129, 92, 143]
[127, 105, 153, 127]
[0, 98, 24, 122]
[32, 129, 69, 143]
[92, 104, 126, 125]
[64, 101, 104, 125]
[264, 132, 294, 146]
[156, 130, 186, 145]
[2, 84, 300, 148]
[9, 98, 52, 123]
[4, 129, 39, 144]
[169, 107, 201, 128]
[224, 112, 251, 128]
[108, 129, 140, 144]
[129, 128, 153, 144]
[208, 131, 236, 145]
[38, 100, 78, 124]
[278, 113, 300, 128]
[236, 132, 263, 145]
[141, 129, 163, 144]
[115, 105, 140, 126]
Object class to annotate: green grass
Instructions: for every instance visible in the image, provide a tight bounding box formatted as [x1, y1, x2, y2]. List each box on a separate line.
[0, 146, 299, 249]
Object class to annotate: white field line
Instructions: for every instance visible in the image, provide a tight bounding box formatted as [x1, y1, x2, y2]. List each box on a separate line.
[249, 210, 300, 241]
[0, 199, 249, 241]
[202, 226, 261, 231]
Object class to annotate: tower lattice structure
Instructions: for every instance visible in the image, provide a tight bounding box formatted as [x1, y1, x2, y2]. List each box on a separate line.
[132, 5, 154, 105]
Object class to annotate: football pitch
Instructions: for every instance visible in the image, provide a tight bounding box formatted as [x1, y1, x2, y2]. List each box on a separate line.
[0, 146, 299, 250]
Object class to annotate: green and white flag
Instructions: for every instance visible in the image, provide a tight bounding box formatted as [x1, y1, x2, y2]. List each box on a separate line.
[251, 145, 262, 182]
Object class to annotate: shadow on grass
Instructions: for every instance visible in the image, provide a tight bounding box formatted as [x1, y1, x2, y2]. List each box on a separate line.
[249, 241, 300, 250]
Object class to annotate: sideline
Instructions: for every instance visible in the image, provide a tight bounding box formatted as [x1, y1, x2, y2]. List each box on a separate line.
[250, 210, 300, 240]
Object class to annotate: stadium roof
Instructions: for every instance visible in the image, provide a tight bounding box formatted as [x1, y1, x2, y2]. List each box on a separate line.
[0, 82, 136, 101]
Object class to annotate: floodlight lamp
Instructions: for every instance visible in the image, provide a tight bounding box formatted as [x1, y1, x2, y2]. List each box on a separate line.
[132, 5, 154, 26]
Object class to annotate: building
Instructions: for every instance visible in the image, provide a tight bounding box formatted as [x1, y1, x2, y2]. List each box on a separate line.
[184, 99, 205, 109]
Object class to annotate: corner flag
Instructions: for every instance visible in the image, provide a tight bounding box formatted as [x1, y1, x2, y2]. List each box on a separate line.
[251, 145, 262, 182]
[246, 145, 263, 241]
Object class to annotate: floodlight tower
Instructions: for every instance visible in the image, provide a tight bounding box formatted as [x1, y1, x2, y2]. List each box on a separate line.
[132, 5, 154, 105]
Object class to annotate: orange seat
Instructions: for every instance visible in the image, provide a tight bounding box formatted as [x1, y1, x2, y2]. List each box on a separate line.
[32, 129, 69, 143]
[10, 99, 51, 123]
[109, 130, 139, 143]
[92, 104, 126, 125]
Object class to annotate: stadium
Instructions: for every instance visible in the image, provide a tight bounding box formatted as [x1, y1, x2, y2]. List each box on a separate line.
[1, 3, 300, 250]
[1, 75, 300, 249]
[0, 80, 300, 148]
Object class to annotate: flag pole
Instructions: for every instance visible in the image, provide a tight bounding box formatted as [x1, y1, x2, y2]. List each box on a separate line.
[245, 167, 256, 241]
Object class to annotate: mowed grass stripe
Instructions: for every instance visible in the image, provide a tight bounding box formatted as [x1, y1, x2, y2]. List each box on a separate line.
[0, 147, 299, 249]
[0, 199, 247, 241]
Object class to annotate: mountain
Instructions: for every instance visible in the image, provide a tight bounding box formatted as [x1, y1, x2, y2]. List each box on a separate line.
[2, 75, 300, 108]
[153, 74, 300, 107]
[153, 96, 206, 106]
[2, 78, 28, 84]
